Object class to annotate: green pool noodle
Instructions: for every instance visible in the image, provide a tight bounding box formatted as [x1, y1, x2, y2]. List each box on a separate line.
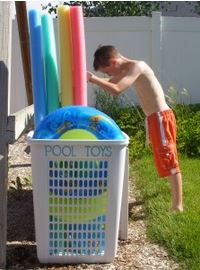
[41, 14, 60, 113]
[49, 191, 107, 222]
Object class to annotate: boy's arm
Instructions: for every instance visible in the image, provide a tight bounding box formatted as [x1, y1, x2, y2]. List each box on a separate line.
[87, 63, 142, 96]
[87, 72, 120, 95]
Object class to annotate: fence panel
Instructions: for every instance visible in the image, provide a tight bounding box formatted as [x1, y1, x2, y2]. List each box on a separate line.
[10, 12, 200, 112]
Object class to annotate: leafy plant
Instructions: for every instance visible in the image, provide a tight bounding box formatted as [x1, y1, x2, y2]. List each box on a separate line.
[95, 89, 144, 122]
[165, 86, 190, 106]
[9, 176, 32, 200]
[177, 111, 200, 157]
[10, 176, 32, 191]
[42, 1, 159, 17]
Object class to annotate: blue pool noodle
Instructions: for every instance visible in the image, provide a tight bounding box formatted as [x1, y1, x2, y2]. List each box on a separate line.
[29, 10, 47, 128]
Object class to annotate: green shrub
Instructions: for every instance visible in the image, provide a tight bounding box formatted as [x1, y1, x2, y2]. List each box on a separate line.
[167, 86, 200, 156]
[165, 86, 191, 106]
[177, 111, 200, 157]
[95, 89, 124, 119]
[173, 103, 194, 121]
[171, 103, 200, 157]
[115, 106, 144, 135]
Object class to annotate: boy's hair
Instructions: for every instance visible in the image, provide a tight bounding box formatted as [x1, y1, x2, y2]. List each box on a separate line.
[93, 45, 120, 71]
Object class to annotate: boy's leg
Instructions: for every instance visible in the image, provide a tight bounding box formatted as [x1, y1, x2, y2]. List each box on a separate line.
[168, 172, 183, 212]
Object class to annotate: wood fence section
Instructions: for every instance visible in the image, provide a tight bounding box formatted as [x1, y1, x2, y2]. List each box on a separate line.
[0, 3, 34, 268]
[15, 1, 33, 105]
[0, 2, 12, 269]
[7, 104, 34, 144]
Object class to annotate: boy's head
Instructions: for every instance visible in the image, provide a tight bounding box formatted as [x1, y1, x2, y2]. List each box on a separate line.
[93, 45, 121, 72]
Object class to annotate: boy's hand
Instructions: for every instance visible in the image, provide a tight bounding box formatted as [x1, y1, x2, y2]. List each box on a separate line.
[87, 71, 93, 82]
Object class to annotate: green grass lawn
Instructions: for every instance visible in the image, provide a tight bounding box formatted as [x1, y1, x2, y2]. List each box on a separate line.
[130, 155, 200, 269]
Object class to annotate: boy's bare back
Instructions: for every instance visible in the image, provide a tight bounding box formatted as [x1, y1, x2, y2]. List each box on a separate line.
[129, 60, 169, 116]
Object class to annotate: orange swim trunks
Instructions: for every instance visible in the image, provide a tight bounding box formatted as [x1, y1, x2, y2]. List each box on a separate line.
[146, 109, 180, 178]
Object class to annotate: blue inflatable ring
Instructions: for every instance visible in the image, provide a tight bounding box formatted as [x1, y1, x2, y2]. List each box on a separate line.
[33, 106, 124, 140]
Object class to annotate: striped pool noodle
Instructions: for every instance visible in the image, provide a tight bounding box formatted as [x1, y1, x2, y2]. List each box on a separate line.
[41, 14, 60, 114]
[57, 6, 73, 106]
[28, 9, 46, 128]
[70, 6, 87, 106]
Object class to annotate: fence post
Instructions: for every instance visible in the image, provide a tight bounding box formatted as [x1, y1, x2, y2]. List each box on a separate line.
[0, 2, 12, 269]
[15, 1, 33, 105]
[151, 12, 163, 83]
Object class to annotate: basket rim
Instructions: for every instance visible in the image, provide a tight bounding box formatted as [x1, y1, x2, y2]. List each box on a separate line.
[27, 131, 129, 146]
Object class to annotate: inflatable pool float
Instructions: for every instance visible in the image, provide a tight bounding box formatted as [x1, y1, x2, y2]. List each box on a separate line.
[49, 191, 107, 223]
[33, 106, 124, 140]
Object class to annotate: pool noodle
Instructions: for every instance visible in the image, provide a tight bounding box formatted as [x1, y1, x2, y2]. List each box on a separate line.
[57, 6, 73, 106]
[28, 10, 46, 128]
[70, 6, 87, 106]
[41, 14, 60, 114]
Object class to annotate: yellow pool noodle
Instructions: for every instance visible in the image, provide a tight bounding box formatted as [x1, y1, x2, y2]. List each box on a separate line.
[57, 6, 73, 106]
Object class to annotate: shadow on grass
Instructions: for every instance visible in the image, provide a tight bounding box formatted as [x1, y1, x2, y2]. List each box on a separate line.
[128, 191, 161, 222]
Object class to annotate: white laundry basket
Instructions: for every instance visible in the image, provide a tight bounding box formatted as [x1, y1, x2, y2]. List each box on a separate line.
[29, 134, 129, 264]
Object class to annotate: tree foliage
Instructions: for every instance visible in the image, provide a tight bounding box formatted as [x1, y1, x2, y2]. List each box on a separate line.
[43, 1, 159, 17]
[194, 2, 200, 15]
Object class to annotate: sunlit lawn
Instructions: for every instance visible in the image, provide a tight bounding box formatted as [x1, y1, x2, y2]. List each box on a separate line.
[130, 155, 200, 269]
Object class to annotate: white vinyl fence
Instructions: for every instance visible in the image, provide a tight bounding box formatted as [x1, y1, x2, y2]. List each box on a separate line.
[10, 12, 200, 114]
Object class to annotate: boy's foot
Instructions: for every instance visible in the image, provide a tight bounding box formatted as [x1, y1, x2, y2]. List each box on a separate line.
[171, 207, 183, 213]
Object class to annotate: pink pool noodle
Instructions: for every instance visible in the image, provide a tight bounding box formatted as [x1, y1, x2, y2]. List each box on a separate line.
[70, 6, 87, 106]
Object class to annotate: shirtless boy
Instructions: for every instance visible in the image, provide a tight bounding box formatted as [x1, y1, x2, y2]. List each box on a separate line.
[87, 45, 183, 212]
